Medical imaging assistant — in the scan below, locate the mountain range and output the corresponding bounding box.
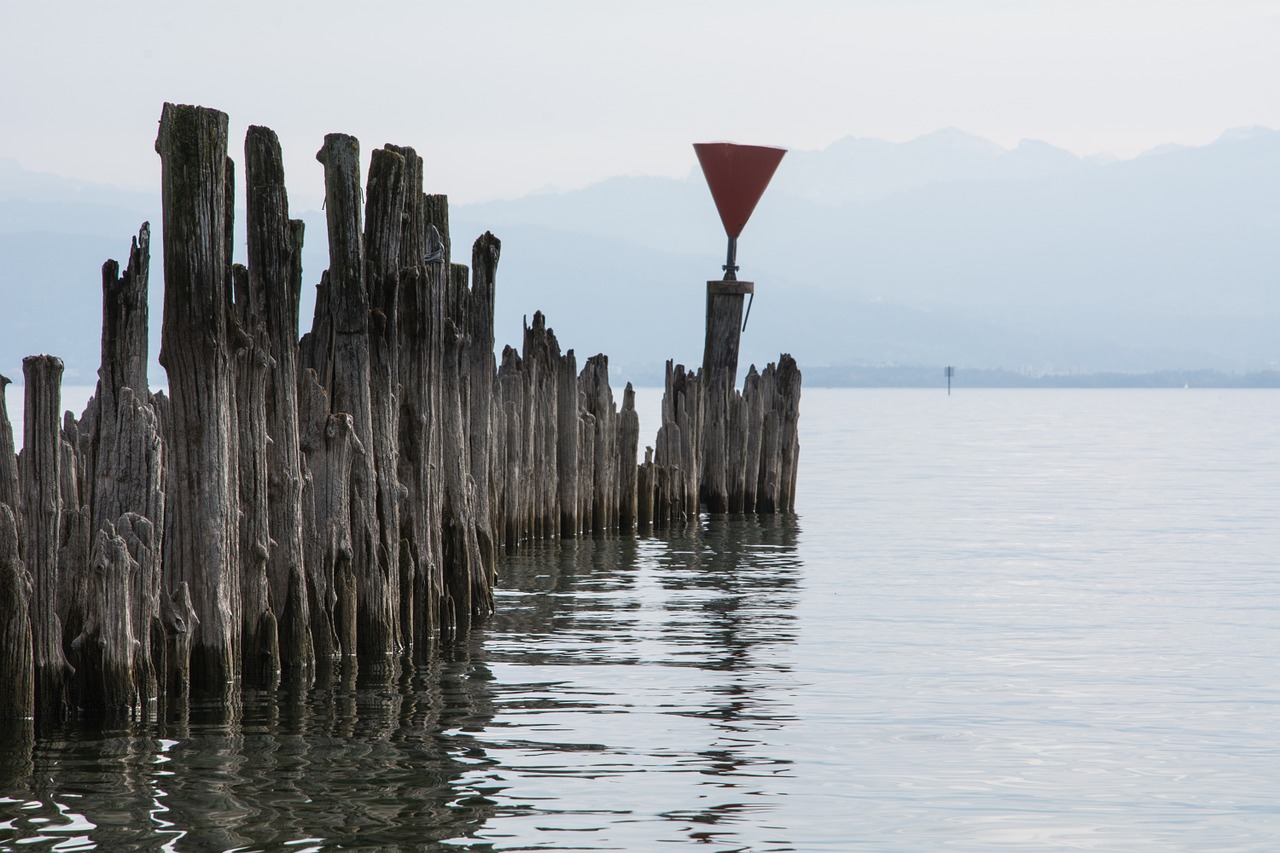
[1,126,1276,389]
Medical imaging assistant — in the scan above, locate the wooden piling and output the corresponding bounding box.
[0,503,34,721]
[22,355,74,719]
[233,262,280,687]
[315,132,384,660]
[701,280,752,513]
[556,349,579,538]
[90,224,151,532]
[0,376,20,535]
[245,126,315,678]
[467,234,500,589]
[363,145,407,658]
[155,102,240,700]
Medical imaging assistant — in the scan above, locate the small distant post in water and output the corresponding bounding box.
[946,366,955,395]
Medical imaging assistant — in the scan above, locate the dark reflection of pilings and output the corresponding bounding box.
[490,515,802,849]
[1,519,800,851]
[0,638,499,850]
[491,531,649,639]
[657,513,801,671]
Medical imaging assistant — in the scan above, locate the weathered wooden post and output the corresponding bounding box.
[315,133,387,658]
[0,376,18,527]
[418,193,452,639]
[618,384,639,532]
[396,261,434,648]
[73,522,140,717]
[467,233,500,584]
[155,102,240,699]
[89,224,151,533]
[22,355,74,718]
[522,314,561,540]
[388,144,426,652]
[556,348,579,537]
[0,503,34,721]
[245,125,314,677]
[363,145,407,661]
[693,142,785,513]
[232,261,280,687]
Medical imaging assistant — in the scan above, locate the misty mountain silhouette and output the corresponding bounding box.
[2,126,1276,386]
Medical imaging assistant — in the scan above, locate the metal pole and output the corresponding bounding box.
[723,236,738,281]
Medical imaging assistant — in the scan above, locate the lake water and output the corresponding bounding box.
[2,388,1278,851]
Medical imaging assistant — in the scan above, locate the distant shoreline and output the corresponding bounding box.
[607,365,1280,389]
[800,366,1280,389]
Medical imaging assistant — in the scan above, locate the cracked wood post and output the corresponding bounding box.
[555,348,579,538]
[738,366,764,512]
[701,280,751,513]
[388,144,424,652]
[116,511,161,714]
[725,389,746,513]
[776,354,802,513]
[310,408,363,660]
[363,145,406,658]
[245,124,314,677]
[656,361,702,523]
[316,133,383,658]
[88,231,166,701]
[439,262,487,625]
[155,102,239,699]
[56,416,88,645]
[756,364,781,513]
[22,355,73,719]
[468,233,500,584]
[233,263,280,687]
[82,394,164,708]
[618,384,639,533]
[522,313,560,540]
[636,446,654,533]
[495,348,524,548]
[298,370,344,661]
[581,355,617,534]
[0,376,19,536]
[0,503,34,721]
[90,223,151,532]
[397,263,434,648]
[72,522,138,718]
[421,194,452,632]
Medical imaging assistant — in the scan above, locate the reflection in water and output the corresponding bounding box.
[0,515,802,851]
[0,645,501,851]
[484,514,801,850]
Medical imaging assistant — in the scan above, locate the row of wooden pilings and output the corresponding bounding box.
[0,103,801,725]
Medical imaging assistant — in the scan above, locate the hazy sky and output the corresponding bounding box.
[2,0,1277,205]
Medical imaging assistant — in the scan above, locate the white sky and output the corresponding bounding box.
[1,0,1278,205]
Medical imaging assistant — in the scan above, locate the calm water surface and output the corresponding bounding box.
[2,389,1277,851]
